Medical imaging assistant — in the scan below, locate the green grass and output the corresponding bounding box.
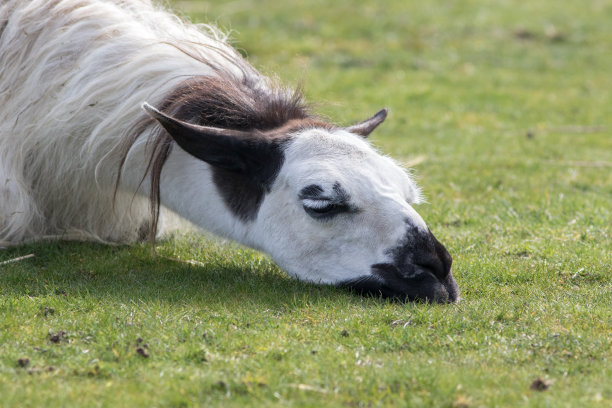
[2,0,611,406]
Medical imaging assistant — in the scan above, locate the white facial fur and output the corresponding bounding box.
[252,128,427,284]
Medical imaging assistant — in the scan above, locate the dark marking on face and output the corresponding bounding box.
[207,119,333,221]
[211,137,287,221]
[341,222,459,303]
[332,182,351,204]
[300,182,350,203]
[299,184,324,199]
[390,224,452,281]
[299,182,356,220]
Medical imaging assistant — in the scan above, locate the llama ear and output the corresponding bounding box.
[345,108,388,138]
[142,102,259,173]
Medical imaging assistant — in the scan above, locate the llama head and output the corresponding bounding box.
[143,103,459,303]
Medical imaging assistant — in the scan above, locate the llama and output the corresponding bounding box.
[0,0,459,302]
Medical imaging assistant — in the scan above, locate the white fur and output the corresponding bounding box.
[0,0,428,286]
[0,0,251,243]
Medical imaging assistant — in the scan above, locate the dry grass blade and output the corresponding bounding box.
[0,254,35,266]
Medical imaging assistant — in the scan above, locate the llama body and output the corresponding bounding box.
[0,0,459,302]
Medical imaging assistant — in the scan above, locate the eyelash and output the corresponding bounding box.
[302,201,351,220]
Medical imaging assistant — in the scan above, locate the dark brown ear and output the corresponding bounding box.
[143,102,273,173]
[345,108,388,138]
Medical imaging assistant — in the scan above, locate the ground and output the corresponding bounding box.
[1,0,611,406]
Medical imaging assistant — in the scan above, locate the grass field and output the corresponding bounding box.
[1,0,611,406]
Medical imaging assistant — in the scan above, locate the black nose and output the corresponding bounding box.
[340,228,459,303]
[412,230,453,281]
[398,229,458,303]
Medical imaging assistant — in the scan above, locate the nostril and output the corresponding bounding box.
[415,258,446,280]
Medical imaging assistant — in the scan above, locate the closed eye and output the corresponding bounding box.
[302,199,351,220]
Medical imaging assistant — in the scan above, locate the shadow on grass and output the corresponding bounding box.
[0,240,349,311]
